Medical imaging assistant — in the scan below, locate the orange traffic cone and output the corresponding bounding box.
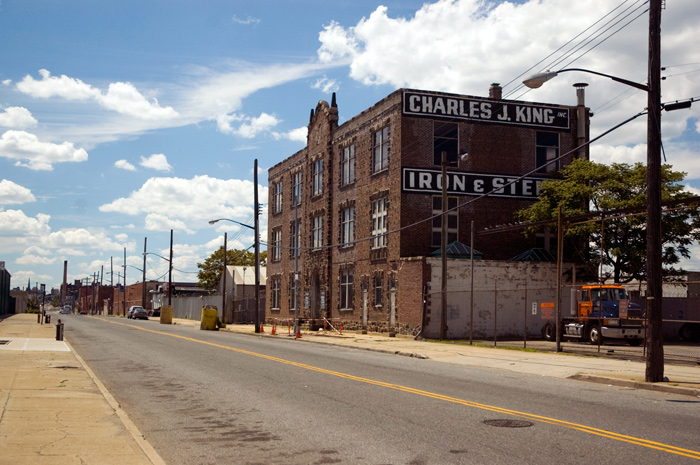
[260,322,265,333]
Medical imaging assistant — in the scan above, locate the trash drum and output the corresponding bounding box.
[200,308,218,330]
[160,305,173,325]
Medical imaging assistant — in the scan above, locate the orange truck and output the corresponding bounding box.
[541,284,644,346]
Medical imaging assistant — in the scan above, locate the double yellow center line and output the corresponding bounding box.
[98,318,700,460]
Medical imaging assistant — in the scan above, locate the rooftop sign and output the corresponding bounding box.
[402,90,570,130]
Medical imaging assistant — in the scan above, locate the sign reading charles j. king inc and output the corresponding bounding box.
[402,168,546,200]
[402,90,570,130]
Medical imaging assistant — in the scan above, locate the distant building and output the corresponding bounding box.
[267,86,588,334]
[219,265,267,323]
[1,261,11,315]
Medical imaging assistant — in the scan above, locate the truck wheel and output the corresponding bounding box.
[542,323,556,342]
[628,339,643,347]
[679,324,700,342]
[588,325,603,345]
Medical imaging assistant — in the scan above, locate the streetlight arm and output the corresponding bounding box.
[143,252,171,262]
[209,218,255,230]
[523,68,649,92]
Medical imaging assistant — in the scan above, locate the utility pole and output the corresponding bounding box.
[440,151,448,340]
[254,158,261,333]
[142,237,147,308]
[168,229,173,306]
[645,0,664,382]
[123,247,127,316]
[222,232,227,324]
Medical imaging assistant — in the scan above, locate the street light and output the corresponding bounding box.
[522,0,664,382]
[209,215,261,332]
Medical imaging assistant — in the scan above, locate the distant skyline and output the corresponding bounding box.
[1,0,699,290]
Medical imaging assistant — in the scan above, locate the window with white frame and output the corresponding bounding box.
[341,207,355,246]
[341,144,355,186]
[431,196,459,247]
[312,215,323,249]
[312,159,323,196]
[340,268,354,310]
[290,219,300,257]
[292,171,302,206]
[273,181,283,214]
[371,197,388,249]
[271,229,281,262]
[372,127,389,174]
[271,278,281,309]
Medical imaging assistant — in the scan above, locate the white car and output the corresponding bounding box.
[60,306,71,314]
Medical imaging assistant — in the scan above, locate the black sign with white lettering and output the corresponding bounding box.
[402,90,570,130]
[402,167,547,200]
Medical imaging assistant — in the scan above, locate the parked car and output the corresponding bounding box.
[60,306,71,314]
[127,306,148,320]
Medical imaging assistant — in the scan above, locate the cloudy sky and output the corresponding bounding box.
[1,0,699,290]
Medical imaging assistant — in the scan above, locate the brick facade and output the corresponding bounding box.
[267,88,587,334]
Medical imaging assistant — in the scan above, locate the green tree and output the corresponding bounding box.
[517,159,700,283]
[197,247,267,290]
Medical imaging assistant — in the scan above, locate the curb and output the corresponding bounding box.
[568,374,700,397]
[230,328,700,397]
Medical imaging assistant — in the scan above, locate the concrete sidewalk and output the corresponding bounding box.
[174,318,700,398]
[0,313,164,465]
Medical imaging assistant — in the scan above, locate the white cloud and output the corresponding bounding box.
[140,153,172,171]
[1,80,11,86]
[144,213,195,234]
[232,15,260,25]
[0,180,36,205]
[99,175,267,224]
[0,107,38,128]
[100,81,178,120]
[57,248,86,256]
[312,76,340,93]
[0,209,51,253]
[44,228,124,252]
[17,253,56,265]
[16,69,178,121]
[272,126,308,143]
[115,159,137,171]
[0,130,88,170]
[216,112,280,138]
[317,0,700,152]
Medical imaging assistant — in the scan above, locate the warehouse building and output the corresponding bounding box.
[266,85,588,334]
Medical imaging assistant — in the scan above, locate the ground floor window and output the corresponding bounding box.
[271,278,281,309]
[340,268,354,310]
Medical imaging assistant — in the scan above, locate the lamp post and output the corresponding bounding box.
[522,0,663,382]
[209,215,260,332]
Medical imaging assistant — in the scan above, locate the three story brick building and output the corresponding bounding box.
[267,86,588,333]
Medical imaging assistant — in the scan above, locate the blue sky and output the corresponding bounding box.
[1,0,699,290]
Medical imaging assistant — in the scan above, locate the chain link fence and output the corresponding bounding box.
[424,283,700,365]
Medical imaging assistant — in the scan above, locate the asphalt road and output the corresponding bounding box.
[62,314,700,465]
